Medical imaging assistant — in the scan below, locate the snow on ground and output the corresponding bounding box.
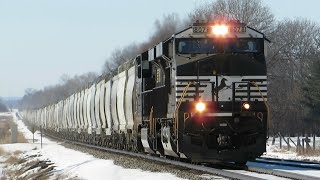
[0,163,3,179]
[265,137,320,162]
[2,111,320,179]
[249,137,320,178]
[0,112,184,180]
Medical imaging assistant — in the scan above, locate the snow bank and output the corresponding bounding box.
[0,112,183,180]
[265,137,320,162]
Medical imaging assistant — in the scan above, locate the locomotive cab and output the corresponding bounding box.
[173,21,269,163]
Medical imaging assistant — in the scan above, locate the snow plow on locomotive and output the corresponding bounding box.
[23,20,269,164]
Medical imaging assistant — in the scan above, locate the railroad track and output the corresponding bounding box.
[44,133,320,180]
[247,166,318,180]
[247,157,320,180]
[253,157,320,170]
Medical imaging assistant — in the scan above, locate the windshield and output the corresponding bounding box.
[177,38,261,54]
[176,54,266,76]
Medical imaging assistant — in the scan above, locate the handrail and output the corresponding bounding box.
[149,106,154,136]
[174,81,193,136]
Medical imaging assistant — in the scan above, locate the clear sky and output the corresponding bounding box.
[0,0,319,97]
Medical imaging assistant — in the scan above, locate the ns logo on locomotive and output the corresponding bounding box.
[23,20,269,165]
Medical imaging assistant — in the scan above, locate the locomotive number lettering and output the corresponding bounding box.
[193,26,209,33]
[232,26,246,33]
[193,25,246,34]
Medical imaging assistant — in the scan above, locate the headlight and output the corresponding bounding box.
[243,102,250,110]
[211,25,228,35]
[196,102,206,112]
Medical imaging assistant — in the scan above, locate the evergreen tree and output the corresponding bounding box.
[302,59,320,127]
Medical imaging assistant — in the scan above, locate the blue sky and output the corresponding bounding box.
[0,0,319,97]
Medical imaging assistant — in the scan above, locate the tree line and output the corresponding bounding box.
[20,72,97,110]
[0,97,8,112]
[21,0,320,135]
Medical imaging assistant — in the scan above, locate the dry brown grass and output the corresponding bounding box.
[55,174,84,180]
[0,115,27,144]
[17,132,27,143]
[1,155,63,180]
[4,156,20,164]
[0,119,11,144]
[13,150,23,155]
[0,146,6,156]
[298,149,320,156]
[6,159,56,180]
[0,176,8,180]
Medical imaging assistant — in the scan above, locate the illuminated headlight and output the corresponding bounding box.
[196,102,206,112]
[243,102,250,110]
[211,25,228,35]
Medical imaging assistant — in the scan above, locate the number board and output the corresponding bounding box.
[231,26,246,33]
[192,26,209,33]
[192,25,246,34]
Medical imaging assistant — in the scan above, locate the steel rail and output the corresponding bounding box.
[247,166,320,180]
[255,157,320,170]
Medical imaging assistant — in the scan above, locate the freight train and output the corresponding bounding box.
[23,20,269,165]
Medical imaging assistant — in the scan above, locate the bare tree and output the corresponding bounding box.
[102,13,182,74]
[189,0,275,33]
[148,13,182,45]
[20,72,98,109]
[102,43,140,73]
[0,97,8,112]
[268,19,320,68]
[267,19,320,134]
